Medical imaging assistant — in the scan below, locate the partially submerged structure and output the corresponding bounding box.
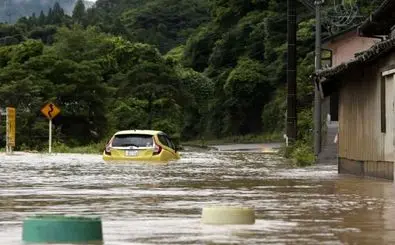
[315,0,395,180]
[317,27,380,164]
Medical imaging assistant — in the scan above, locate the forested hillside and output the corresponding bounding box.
[0,0,94,24]
[0,0,383,152]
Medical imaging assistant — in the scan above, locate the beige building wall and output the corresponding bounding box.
[336,52,395,180]
[339,65,383,161]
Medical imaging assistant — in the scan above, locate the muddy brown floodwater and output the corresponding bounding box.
[1,150,395,245]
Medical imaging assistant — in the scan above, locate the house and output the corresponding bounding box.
[317,27,380,163]
[315,0,395,180]
[321,26,380,122]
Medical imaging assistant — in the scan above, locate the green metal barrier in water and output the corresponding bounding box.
[22,215,103,244]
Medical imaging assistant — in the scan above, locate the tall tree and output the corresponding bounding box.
[46,8,53,25]
[72,0,86,24]
[52,2,65,24]
[122,0,210,52]
[38,11,46,26]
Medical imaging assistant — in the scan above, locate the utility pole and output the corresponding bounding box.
[314,0,323,158]
[287,0,297,143]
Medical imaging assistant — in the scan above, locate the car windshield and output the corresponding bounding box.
[111,134,154,147]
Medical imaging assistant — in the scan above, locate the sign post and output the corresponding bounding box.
[49,118,52,153]
[6,107,15,154]
[40,102,60,153]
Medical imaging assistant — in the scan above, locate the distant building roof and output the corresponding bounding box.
[358,0,395,37]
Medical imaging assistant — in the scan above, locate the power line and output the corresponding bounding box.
[299,0,366,35]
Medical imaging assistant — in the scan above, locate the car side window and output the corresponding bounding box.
[158,135,170,148]
[164,136,175,150]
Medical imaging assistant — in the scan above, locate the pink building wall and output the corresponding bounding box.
[323,30,380,66]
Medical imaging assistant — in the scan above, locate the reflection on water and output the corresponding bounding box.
[0,151,395,244]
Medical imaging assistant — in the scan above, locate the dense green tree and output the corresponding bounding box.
[46,8,53,25]
[72,0,86,24]
[121,0,210,52]
[51,3,65,24]
[38,11,46,26]
[0,0,385,150]
[0,0,83,23]
[28,26,57,44]
[183,24,220,72]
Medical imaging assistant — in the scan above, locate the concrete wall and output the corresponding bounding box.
[338,158,393,180]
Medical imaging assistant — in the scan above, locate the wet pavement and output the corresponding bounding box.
[0,151,395,244]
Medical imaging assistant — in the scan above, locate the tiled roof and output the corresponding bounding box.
[358,0,395,36]
[315,38,395,78]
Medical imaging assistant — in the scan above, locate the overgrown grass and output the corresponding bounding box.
[279,141,315,167]
[3,140,105,154]
[52,141,104,154]
[181,131,283,147]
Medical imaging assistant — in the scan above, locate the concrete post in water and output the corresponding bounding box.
[314,0,323,158]
[201,206,255,225]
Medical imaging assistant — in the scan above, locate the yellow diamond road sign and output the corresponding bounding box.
[41,102,60,120]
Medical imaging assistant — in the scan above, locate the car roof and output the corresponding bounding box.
[114,130,164,136]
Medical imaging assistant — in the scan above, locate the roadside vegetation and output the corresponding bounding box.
[0,0,380,165]
[182,132,282,147]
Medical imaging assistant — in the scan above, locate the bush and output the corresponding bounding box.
[52,140,105,154]
[279,140,315,167]
[291,143,315,167]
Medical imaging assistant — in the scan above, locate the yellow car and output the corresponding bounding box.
[102,130,180,162]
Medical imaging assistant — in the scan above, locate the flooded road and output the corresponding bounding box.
[1,150,395,244]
